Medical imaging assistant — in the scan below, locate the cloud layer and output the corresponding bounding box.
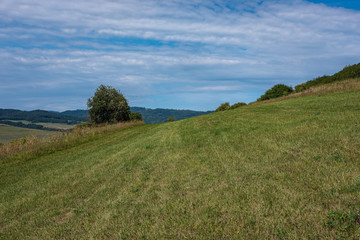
[1,0,360,111]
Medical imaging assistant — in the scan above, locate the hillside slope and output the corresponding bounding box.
[61,108,213,124]
[0,109,83,124]
[1,90,360,239]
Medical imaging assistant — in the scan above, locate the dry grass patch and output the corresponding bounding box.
[0,121,144,161]
[250,77,360,106]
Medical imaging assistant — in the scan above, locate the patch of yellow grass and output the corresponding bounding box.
[0,121,144,161]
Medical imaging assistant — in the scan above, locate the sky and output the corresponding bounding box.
[0,0,360,111]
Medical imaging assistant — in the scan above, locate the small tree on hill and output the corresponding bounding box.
[215,102,230,112]
[230,102,247,109]
[258,84,293,101]
[168,116,175,122]
[87,85,130,124]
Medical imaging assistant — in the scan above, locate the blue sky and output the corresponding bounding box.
[1,0,360,111]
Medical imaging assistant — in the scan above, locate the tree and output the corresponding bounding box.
[167,116,175,122]
[230,102,247,109]
[215,102,230,112]
[87,85,130,124]
[258,84,293,101]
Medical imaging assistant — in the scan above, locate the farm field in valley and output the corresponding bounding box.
[0,125,57,144]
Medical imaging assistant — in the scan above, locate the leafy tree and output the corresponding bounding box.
[215,102,230,112]
[230,102,247,109]
[258,84,293,101]
[130,112,143,121]
[87,85,130,124]
[167,116,175,122]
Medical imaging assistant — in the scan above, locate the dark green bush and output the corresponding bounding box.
[230,102,247,109]
[295,75,332,92]
[333,63,360,81]
[258,84,293,101]
[215,103,230,112]
[130,112,142,121]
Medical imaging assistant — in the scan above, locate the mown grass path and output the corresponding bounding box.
[1,91,360,239]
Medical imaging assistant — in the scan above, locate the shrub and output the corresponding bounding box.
[295,75,332,92]
[130,112,143,121]
[258,84,293,101]
[333,63,360,81]
[230,102,247,109]
[167,116,175,122]
[215,102,231,112]
[294,63,360,92]
[294,83,307,92]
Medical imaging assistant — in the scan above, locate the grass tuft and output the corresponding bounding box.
[327,209,360,238]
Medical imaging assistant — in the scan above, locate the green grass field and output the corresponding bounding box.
[1,90,360,239]
[0,125,56,144]
[7,120,75,130]
[0,121,74,143]
[37,122,75,130]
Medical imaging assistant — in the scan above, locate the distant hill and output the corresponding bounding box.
[61,110,89,120]
[0,107,212,125]
[0,109,84,124]
[130,107,212,123]
[61,108,212,124]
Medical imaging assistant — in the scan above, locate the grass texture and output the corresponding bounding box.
[0,90,359,239]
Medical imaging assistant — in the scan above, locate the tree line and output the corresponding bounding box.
[0,109,84,124]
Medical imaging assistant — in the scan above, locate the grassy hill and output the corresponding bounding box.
[1,81,359,239]
[0,107,211,143]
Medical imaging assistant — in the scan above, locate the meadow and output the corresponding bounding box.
[0,125,56,144]
[9,121,75,130]
[0,121,75,144]
[0,81,359,239]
